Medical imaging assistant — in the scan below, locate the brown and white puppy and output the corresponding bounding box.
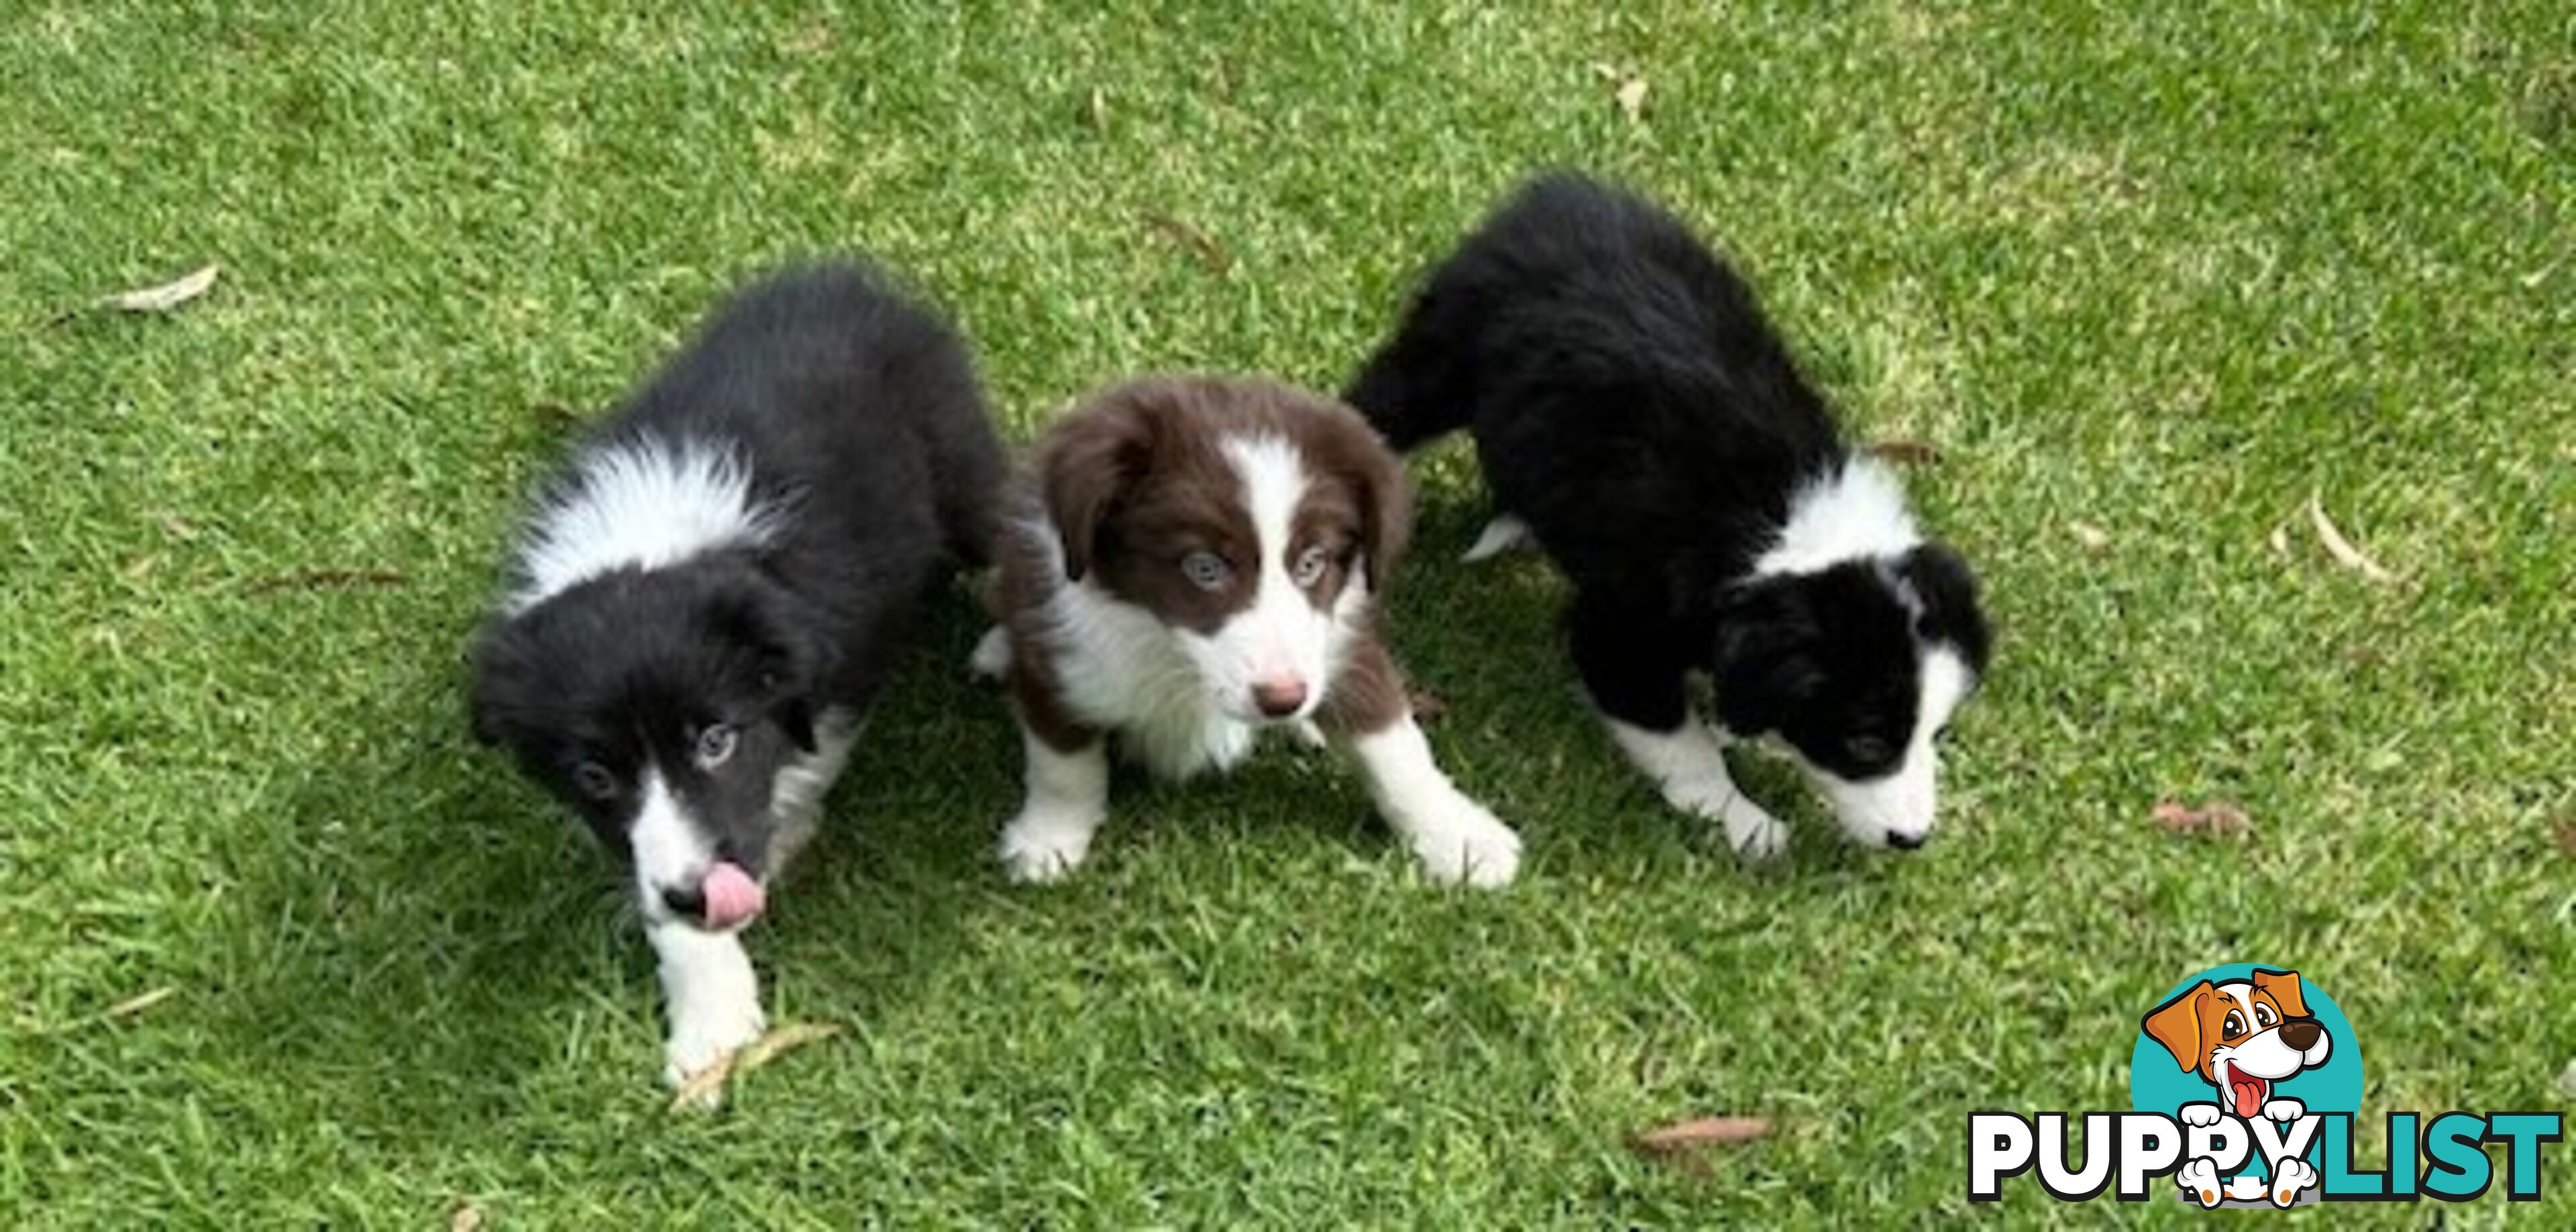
[975,376,1521,887]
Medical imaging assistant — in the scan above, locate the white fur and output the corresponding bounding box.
[1752,456,1921,579]
[1799,647,1972,846]
[1175,436,1339,722]
[767,708,858,868]
[1349,718,1523,887]
[998,728,1112,884]
[505,436,782,614]
[1461,514,1534,562]
[1605,718,1788,859]
[630,769,715,923]
[650,919,764,1098]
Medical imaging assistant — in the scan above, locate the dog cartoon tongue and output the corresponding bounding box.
[699,862,765,930]
[2231,1074,2269,1119]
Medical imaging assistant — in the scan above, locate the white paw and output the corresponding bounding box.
[2269,1158,2318,1207]
[1663,778,1788,860]
[2222,1174,2269,1202]
[2263,1097,2304,1123]
[1000,810,1096,885]
[1403,797,1523,888]
[663,995,765,1102]
[1460,514,1534,563]
[2176,1158,2224,1208]
[967,626,1011,679]
[2178,1101,2222,1127]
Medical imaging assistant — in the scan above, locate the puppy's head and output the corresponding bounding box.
[1038,376,1407,724]
[1712,540,1990,848]
[2142,970,2332,1118]
[470,555,836,930]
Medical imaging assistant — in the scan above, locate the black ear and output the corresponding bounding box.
[1710,581,1823,736]
[466,623,529,748]
[1899,541,1992,673]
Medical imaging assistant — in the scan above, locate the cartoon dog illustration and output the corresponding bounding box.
[2142,968,2333,1207]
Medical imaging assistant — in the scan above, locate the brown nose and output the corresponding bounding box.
[1252,677,1309,718]
[2278,1019,2321,1050]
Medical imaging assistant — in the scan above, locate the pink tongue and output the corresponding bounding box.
[699,862,765,930]
[2232,1078,2266,1119]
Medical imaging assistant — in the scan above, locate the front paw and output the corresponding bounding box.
[1000,810,1096,885]
[1664,779,1788,860]
[2262,1097,2304,1123]
[1404,797,1523,889]
[2269,1158,2318,1207]
[2178,1101,2222,1127]
[2176,1158,2224,1208]
[663,999,766,1103]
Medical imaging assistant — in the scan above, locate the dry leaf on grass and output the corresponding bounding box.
[2306,492,2398,584]
[2068,521,2110,552]
[103,986,177,1020]
[667,1021,844,1112]
[1865,439,1942,465]
[1407,688,1449,722]
[449,1199,485,1232]
[1141,212,1231,274]
[2554,817,2576,860]
[1615,76,1650,121]
[2151,799,2252,836]
[105,263,221,313]
[2267,524,2292,559]
[1629,1115,1773,1158]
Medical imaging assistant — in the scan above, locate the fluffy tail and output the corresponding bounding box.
[1344,304,1476,451]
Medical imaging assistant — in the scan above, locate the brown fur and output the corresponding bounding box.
[2141,970,2316,1081]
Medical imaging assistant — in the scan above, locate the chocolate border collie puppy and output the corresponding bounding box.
[1347,174,1992,855]
[975,376,1521,887]
[470,261,1003,1094]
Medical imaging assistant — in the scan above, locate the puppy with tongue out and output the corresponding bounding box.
[468,261,1006,1097]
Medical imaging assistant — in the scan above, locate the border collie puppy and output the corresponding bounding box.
[1346,174,1992,855]
[976,376,1521,887]
[470,262,1002,1092]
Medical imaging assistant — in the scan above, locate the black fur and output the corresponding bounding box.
[470,260,1004,881]
[1348,174,1990,779]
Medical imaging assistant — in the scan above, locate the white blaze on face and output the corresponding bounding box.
[1809,647,1974,846]
[1178,435,1338,723]
[630,767,716,920]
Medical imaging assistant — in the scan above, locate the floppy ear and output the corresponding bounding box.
[706,577,839,753]
[1710,581,1822,736]
[2251,969,2310,1019]
[1348,423,1411,586]
[2142,982,2214,1073]
[1899,541,1992,672]
[466,623,529,748]
[1039,392,1160,581]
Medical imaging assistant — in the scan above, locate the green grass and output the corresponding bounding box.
[5,0,2573,1225]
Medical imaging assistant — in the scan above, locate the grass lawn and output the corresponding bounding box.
[5,0,2573,1225]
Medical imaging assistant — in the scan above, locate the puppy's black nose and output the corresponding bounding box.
[2279,1019,2321,1050]
[659,884,705,920]
[1886,831,1927,850]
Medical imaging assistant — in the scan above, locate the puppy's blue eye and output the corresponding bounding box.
[1181,551,1231,591]
[573,761,620,800]
[696,724,737,769]
[1293,545,1331,587]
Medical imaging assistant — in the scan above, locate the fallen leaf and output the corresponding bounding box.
[531,401,582,434]
[2306,492,2398,584]
[2553,817,2576,860]
[1630,1115,1773,1158]
[2068,520,2110,552]
[105,263,221,313]
[2151,799,2252,836]
[1141,212,1230,274]
[665,1054,737,1111]
[103,986,176,1020]
[155,512,201,542]
[1615,76,1650,121]
[2267,524,2291,559]
[244,569,411,596]
[1407,688,1449,722]
[665,1021,843,1112]
[449,1199,484,1232]
[1865,439,1942,465]
[1085,87,1110,134]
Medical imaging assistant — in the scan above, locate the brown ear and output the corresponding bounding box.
[2251,969,2310,1019]
[1315,398,1411,586]
[2142,982,2214,1073]
[1038,390,1160,581]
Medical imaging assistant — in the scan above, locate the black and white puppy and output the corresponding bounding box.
[1347,174,1992,855]
[470,262,1002,1091]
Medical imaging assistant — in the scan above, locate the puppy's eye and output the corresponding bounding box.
[1292,545,1331,587]
[696,724,737,769]
[572,761,621,801]
[1847,736,1895,765]
[2255,1004,2275,1027]
[1181,550,1231,591]
[2224,1011,2246,1038]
